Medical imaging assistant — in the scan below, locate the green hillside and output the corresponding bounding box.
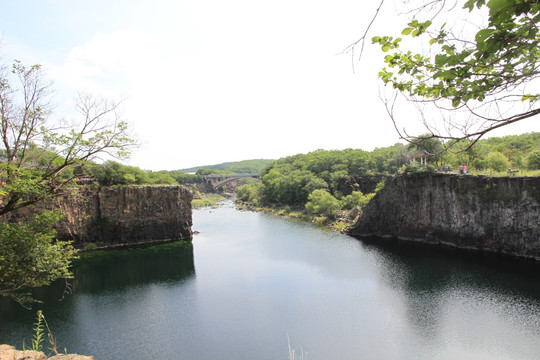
[181,159,275,174]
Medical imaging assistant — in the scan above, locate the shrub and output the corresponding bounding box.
[526,150,540,170]
[341,191,375,210]
[487,152,511,172]
[305,189,340,219]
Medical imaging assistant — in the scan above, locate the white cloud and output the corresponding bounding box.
[57,29,161,95]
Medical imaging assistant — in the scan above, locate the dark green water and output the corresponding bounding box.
[1,203,540,359]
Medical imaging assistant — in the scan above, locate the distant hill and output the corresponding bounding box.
[181,159,275,174]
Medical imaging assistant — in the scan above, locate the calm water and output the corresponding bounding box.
[1,203,540,359]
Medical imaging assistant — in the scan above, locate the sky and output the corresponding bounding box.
[0,0,538,171]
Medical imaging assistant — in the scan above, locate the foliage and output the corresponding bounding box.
[31,310,45,352]
[0,60,135,216]
[341,191,375,210]
[181,159,275,174]
[305,189,341,219]
[236,181,265,206]
[0,57,133,303]
[0,211,78,305]
[527,150,540,170]
[487,152,511,172]
[192,193,227,208]
[371,0,540,148]
[236,132,538,220]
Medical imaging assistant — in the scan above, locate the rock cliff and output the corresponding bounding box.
[347,173,540,260]
[8,185,193,248]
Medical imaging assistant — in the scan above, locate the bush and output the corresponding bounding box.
[487,152,511,172]
[526,150,540,170]
[305,189,340,219]
[0,211,78,305]
[340,191,375,210]
[236,182,264,205]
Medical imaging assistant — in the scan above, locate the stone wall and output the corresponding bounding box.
[347,173,540,260]
[8,185,193,248]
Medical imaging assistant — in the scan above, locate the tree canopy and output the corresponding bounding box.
[0,58,135,305]
[366,0,539,150]
[0,60,135,216]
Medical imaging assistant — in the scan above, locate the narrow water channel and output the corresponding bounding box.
[1,203,540,359]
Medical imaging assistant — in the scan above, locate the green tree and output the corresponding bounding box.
[0,211,77,306]
[236,181,264,205]
[407,134,444,165]
[369,0,539,150]
[526,150,540,170]
[341,191,375,210]
[305,189,341,219]
[487,151,511,172]
[0,59,134,304]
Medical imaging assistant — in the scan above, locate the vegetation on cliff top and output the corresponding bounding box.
[234,132,539,227]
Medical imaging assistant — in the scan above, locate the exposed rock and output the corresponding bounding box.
[0,344,46,360]
[347,173,540,260]
[338,175,390,196]
[6,185,193,248]
[47,354,94,360]
[0,345,93,360]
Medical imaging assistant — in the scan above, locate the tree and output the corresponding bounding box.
[526,150,540,170]
[407,134,444,165]
[0,58,135,304]
[355,0,540,151]
[305,189,341,219]
[0,211,77,306]
[487,151,511,172]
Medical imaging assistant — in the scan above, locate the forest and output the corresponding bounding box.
[63,132,539,190]
[235,132,540,223]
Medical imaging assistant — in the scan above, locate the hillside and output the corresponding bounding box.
[181,159,275,174]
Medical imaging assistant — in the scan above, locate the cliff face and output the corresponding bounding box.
[338,175,390,195]
[9,186,193,248]
[347,174,540,260]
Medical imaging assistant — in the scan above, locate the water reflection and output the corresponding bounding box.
[0,241,195,345]
[359,237,540,359]
[71,241,195,293]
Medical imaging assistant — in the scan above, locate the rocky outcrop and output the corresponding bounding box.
[338,175,390,196]
[8,185,193,248]
[0,344,93,360]
[347,173,540,260]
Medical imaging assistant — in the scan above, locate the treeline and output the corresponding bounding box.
[412,132,540,173]
[69,132,538,190]
[236,148,389,219]
[69,159,275,186]
[180,159,275,174]
[236,132,540,221]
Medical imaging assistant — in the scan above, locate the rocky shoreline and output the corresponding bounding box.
[0,344,92,360]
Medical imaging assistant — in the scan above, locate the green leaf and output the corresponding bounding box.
[487,0,511,17]
[475,28,495,45]
[402,27,413,36]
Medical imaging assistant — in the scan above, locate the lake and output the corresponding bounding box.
[1,202,540,359]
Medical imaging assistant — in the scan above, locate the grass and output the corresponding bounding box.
[471,169,540,177]
[192,194,227,208]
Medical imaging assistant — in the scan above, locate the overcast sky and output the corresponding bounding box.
[1,0,538,170]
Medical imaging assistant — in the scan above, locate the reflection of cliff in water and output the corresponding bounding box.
[360,236,540,339]
[72,241,195,293]
[7,241,196,308]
